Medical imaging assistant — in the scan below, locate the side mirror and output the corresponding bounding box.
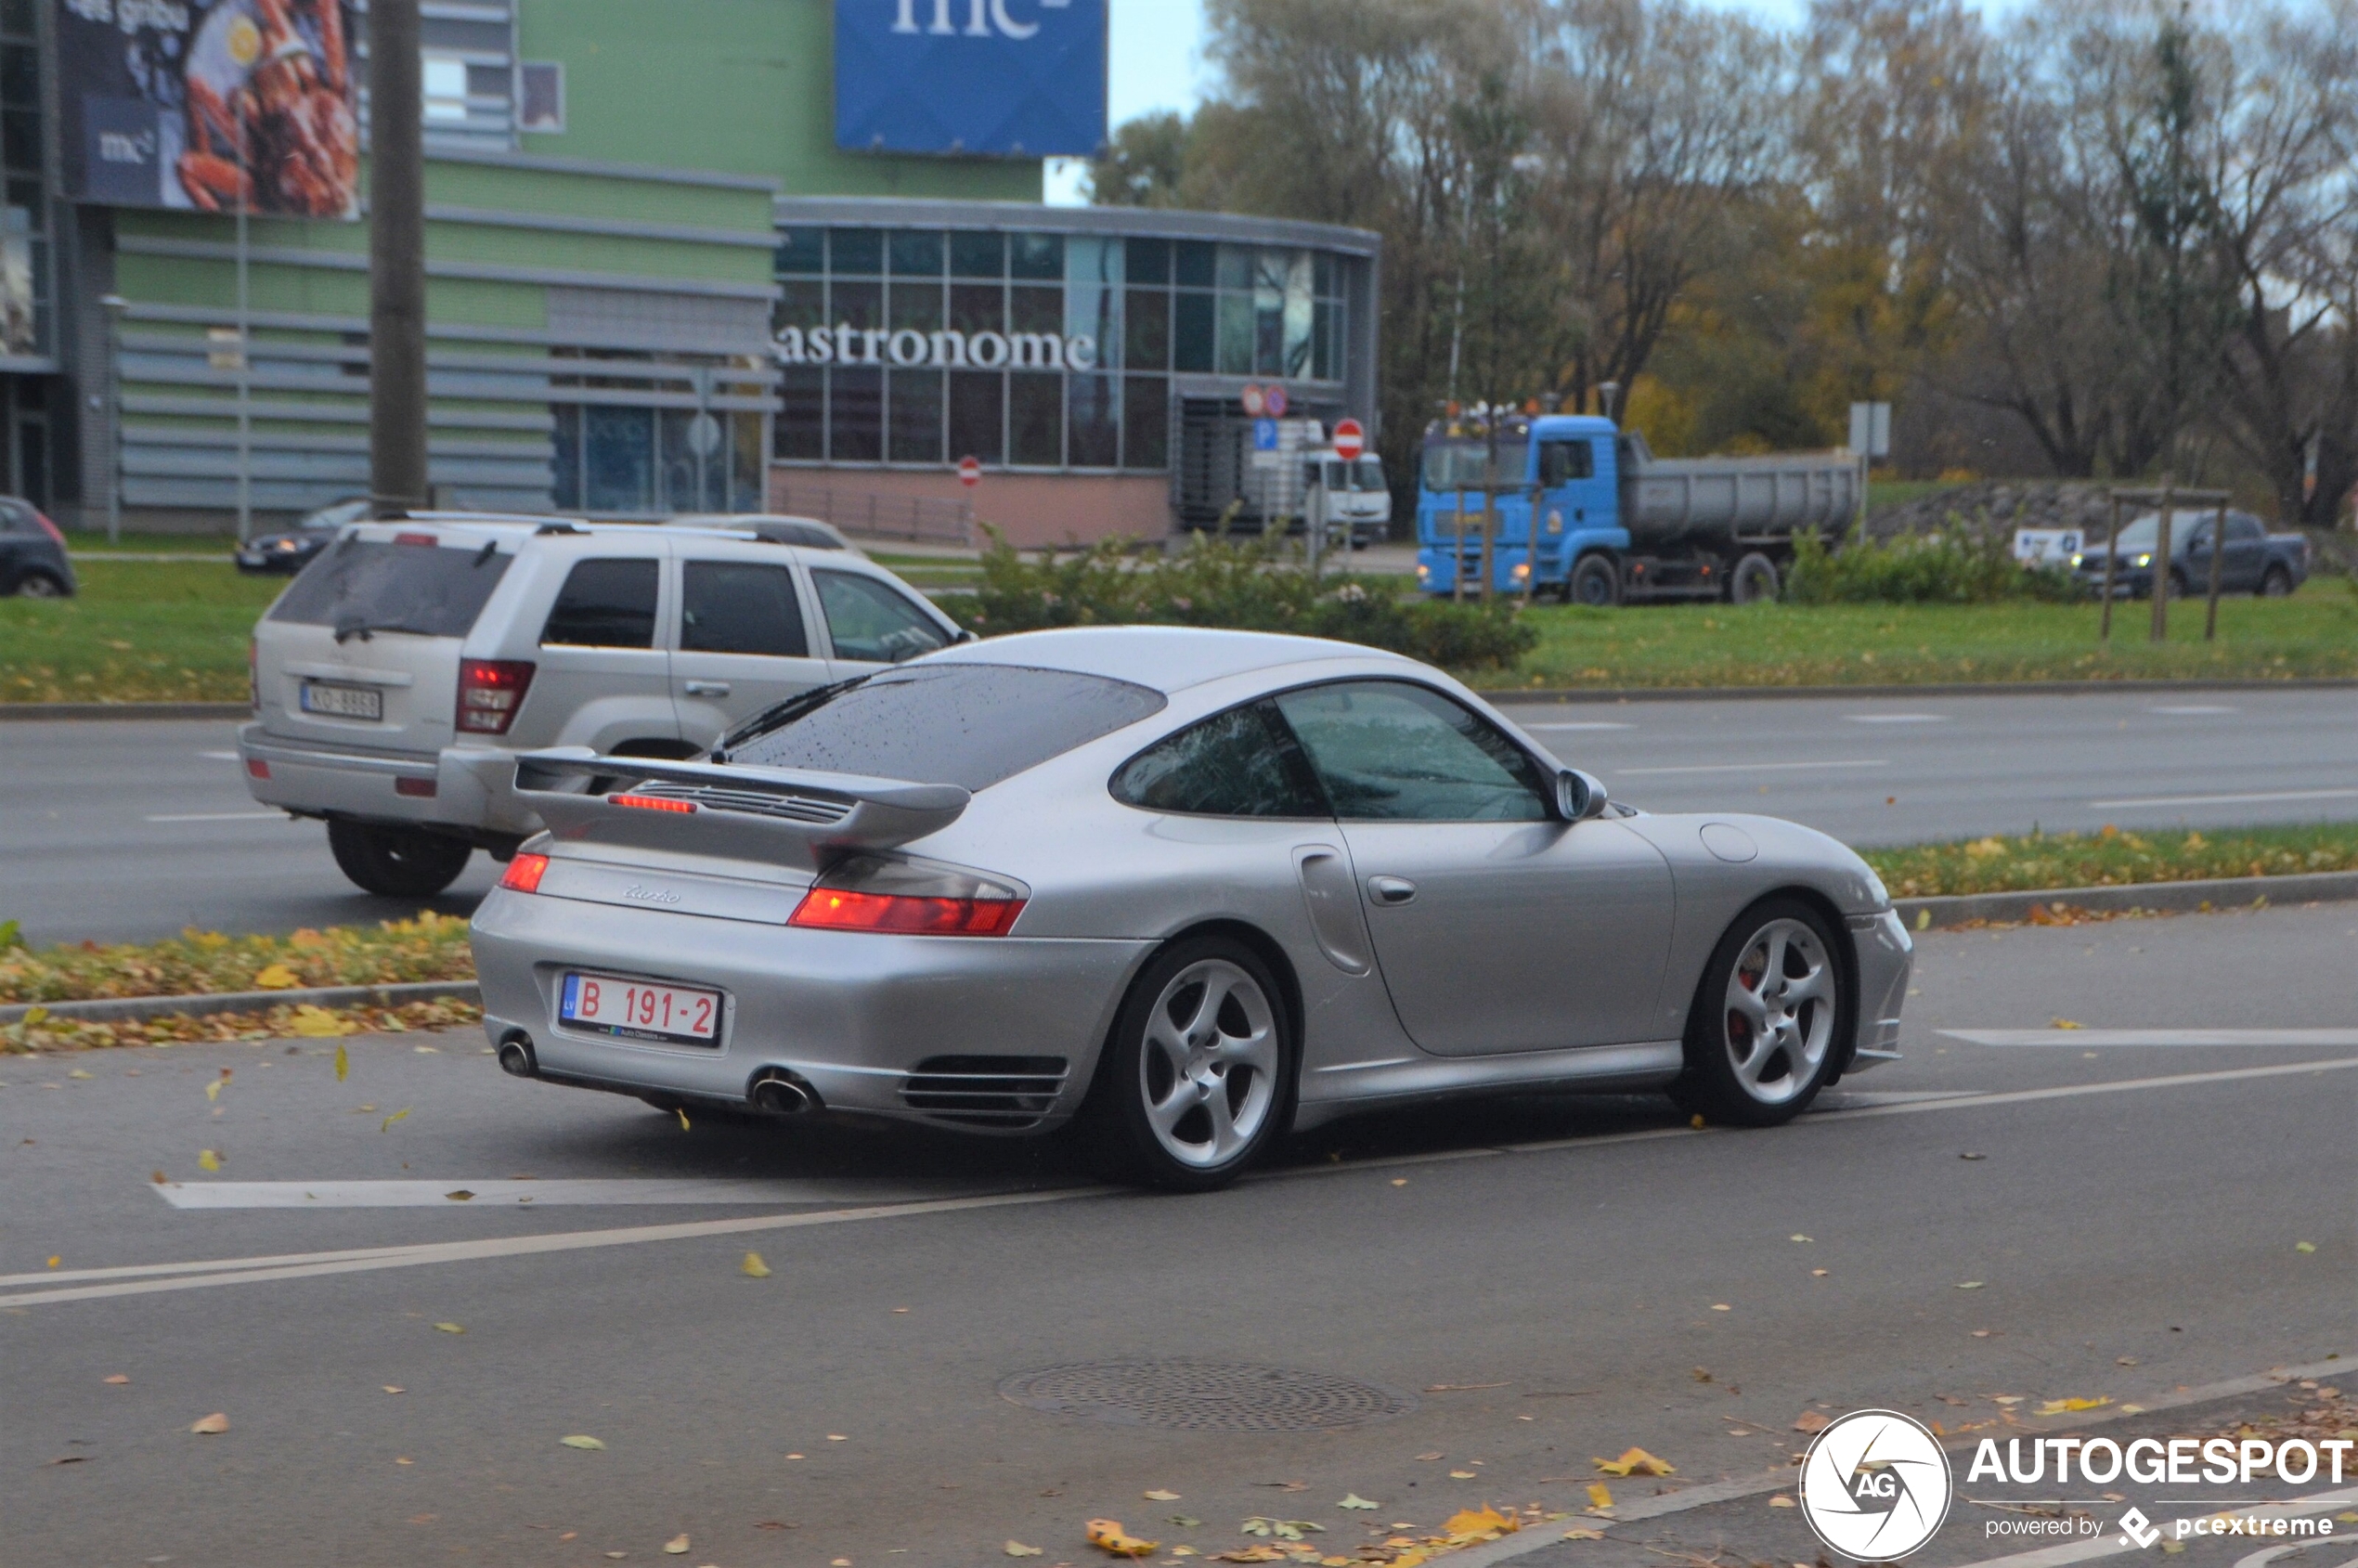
[955,628,981,644]
[1556,768,1609,822]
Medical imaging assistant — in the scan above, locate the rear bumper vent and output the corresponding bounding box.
[900,1055,1069,1128]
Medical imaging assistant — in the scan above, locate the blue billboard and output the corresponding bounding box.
[835,0,1108,158]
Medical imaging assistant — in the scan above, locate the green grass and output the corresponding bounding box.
[2,558,280,704]
[1863,823,2358,900]
[1479,594,2358,690]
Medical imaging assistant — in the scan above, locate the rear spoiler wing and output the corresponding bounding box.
[512,748,968,870]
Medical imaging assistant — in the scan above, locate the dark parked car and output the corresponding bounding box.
[0,497,74,597]
[234,497,372,575]
[2073,510,2310,599]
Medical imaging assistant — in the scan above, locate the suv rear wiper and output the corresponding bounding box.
[331,616,434,644]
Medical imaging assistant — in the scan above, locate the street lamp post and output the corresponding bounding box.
[99,292,127,546]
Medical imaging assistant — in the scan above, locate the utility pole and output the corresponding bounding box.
[369,0,430,517]
[234,110,252,542]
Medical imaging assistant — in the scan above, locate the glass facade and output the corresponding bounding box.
[774,227,1353,472]
[0,0,50,364]
[549,351,771,515]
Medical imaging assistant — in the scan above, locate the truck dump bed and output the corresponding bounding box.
[1622,434,1860,550]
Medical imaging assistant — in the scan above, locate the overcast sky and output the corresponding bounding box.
[1043,0,2020,203]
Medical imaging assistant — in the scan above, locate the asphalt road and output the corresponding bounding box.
[8,686,2358,945]
[5,901,2352,1567]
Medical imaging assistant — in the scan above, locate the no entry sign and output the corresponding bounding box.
[1331,419,1366,461]
[957,455,981,487]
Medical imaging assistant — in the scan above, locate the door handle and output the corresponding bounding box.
[1367,875,1418,906]
[682,680,732,697]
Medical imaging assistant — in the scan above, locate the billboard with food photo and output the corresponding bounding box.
[58,0,358,217]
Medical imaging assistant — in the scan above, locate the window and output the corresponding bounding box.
[680,562,807,658]
[812,570,951,664]
[2228,515,2264,542]
[1111,702,1327,817]
[422,56,470,123]
[268,539,512,639]
[723,664,1167,792]
[1538,439,1595,486]
[516,61,564,132]
[1272,681,1549,822]
[540,559,659,649]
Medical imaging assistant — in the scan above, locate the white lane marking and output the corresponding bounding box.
[1946,1029,2358,1048]
[1614,758,1886,777]
[197,749,241,759]
[2090,787,2358,809]
[1933,1488,2358,1568]
[154,1177,1030,1209]
[11,1056,2353,1310]
[2151,705,2237,715]
[1525,721,1634,732]
[143,810,288,823]
[1846,713,1947,723]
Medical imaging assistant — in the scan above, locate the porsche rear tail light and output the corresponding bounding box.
[457,659,534,734]
[499,851,550,893]
[788,854,1027,937]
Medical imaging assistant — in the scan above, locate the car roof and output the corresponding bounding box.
[924,625,1415,695]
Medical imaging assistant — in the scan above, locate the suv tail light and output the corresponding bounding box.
[788,854,1026,937]
[31,509,65,547]
[457,659,535,735]
[499,852,550,893]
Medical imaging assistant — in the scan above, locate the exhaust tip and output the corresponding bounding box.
[497,1033,538,1078]
[748,1069,817,1117]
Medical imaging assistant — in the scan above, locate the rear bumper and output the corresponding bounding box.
[1845,909,1912,1072]
[469,887,1150,1134]
[238,723,538,837]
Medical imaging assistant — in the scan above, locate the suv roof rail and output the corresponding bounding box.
[533,521,590,536]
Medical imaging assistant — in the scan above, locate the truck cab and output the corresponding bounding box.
[1301,450,1393,547]
[1415,414,1626,600]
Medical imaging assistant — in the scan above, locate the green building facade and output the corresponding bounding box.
[32,0,1378,542]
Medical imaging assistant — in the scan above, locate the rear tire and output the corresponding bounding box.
[2261,565,2293,597]
[1728,552,1781,604]
[1082,936,1294,1192]
[1569,553,1620,608]
[1670,896,1848,1128]
[15,572,67,598]
[326,821,473,898]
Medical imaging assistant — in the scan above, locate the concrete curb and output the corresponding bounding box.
[0,702,250,721]
[1894,869,2358,929]
[0,979,479,1028]
[1487,677,2358,705]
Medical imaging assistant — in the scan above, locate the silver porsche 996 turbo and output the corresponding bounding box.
[470,627,1912,1190]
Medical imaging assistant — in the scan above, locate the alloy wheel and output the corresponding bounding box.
[1137,958,1278,1170]
[1722,916,1834,1106]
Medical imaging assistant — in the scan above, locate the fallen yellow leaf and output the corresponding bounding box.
[444,1190,474,1202]
[70,1068,94,1080]
[334,1043,349,1081]
[2296,1241,2318,1253]
[189,1412,229,1434]
[1337,1495,1378,1510]
[676,1108,691,1132]
[1956,1281,1986,1290]
[2051,1018,2082,1030]
[1561,1527,1604,1540]
[2036,1396,2111,1415]
[433,1322,464,1334]
[560,1434,605,1450]
[1768,1495,1796,1509]
[197,1148,221,1172]
[664,1534,690,1554]
[1143,1489,1181,1501]
[45,1254,59,1267]
[1211,1551,1285,1564]
[381,1108,410,1132]
[1443,1505,1518,1539]
[1449,1470,1476,1479]
[292,1005,355,1038]
[1594,1447,1674,1478]
[741,1251,772,1278]
[1005,1544,1044,1558]
[1586,1484,1613,1511]
[1086,1518,1159,1558]
[205,1078,224,1101]
[1793,1411,1830,1432]
[382,1385,404,1393]
[105,1374,130,1385]
[253,964,300,990]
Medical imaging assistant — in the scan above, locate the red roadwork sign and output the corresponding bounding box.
[957,455,981,487]
[1331,419,1365,460]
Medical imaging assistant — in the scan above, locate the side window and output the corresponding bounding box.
[540,558,659,649]
[680,561,808,657]
[1110,701,1327,818]
[813,570,951,664]
[1272,680,1549,823]
[2229,515,2264,542]
[1538,439,1594,486]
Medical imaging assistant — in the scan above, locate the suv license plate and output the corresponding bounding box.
[300,681,383,720]
[559,973,722,1046]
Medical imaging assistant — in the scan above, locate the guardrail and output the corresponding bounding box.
[770,481,974,547]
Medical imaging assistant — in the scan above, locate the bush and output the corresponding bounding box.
[950,529,1538,671]
[1785,525,2083,605]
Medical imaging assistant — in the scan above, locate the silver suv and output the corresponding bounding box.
[239,515,967,897]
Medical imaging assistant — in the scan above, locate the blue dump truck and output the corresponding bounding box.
[1415,413,1864,605]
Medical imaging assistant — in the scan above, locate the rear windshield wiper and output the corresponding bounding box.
[331,615,435,644]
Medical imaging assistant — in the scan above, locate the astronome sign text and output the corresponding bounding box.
[774,324,1098,371]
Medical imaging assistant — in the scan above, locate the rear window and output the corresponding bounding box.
[268,538,512,638]
[721,663,1166,791]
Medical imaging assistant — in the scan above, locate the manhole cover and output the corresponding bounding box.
[998,1360,1417,1432]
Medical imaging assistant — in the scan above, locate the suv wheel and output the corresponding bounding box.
[327,822,473,898]
[15,572,67,598]
[2260,565,2293,597]
[1671,897,1848,1127]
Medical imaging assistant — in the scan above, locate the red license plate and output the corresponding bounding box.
[559,973,721,1045]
